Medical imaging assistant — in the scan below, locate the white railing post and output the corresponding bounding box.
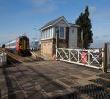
[4,53,7,63]
[101,48,104,69]
[0,51,7,66]
[56,48,103,70]
[0,54,2,64]
[56,48,58,60]
[88,50,90,65]
[103,43,108,73]
[1,53,4,63]
[77,49,79,63]
[69,49,71,62]
[3,52,5,63]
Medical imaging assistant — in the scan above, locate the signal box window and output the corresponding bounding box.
[59,27,65,39]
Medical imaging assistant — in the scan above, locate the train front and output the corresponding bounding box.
[16,36,31,56]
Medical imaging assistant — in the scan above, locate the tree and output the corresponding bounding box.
[75,6,93,48]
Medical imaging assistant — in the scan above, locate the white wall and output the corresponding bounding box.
[41,19,68,40]
[41,27,54,40]
[53,19,68,38]
[69,27,78,48]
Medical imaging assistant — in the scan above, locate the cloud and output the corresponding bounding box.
[32,4,56,13]
[30,0,56,14]
[30,0,69,14]
[102,34,110,40]
[18,0,70,14]
[90,6,96,12]
[99,11,110,18]
[89,6,96,17]
[90,5,110,20]
[0,33,19,44]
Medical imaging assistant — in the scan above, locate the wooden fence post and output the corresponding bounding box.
[103,43,108,73]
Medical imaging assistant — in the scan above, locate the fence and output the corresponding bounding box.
[0,52,7,66]
[56,48,104,70]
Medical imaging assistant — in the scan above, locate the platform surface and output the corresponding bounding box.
[0,60,110,99]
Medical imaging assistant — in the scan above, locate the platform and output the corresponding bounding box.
[0,61,110,99]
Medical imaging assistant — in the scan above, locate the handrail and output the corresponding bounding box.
[56,48,103,70]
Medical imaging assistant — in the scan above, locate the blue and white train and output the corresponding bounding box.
[5,35,31,56]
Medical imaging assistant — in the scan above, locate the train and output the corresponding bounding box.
[5,35,31,56]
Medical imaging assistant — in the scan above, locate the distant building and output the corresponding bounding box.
[40,16,79,60]
[30,40,40,51]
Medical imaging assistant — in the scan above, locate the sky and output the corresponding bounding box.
[0,0,110,47]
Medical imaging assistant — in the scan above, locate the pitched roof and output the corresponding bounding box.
[40,16,68,30]
[69,23,80,27]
